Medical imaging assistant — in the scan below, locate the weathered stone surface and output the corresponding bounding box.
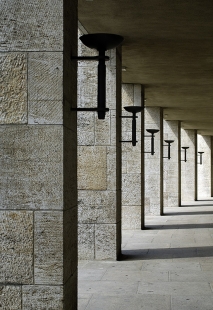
[122,205,141,229]
[28,52,63,101]
[78,190,116,223]
[95,224,117,260]
[0,125,63,210]
[78,224,95,260]
[95,112,111,145]
[77,113,95,145]
[78,146,107,190]
[0,286,22,309]
[0,211,33,284]
[0,53,27,124]
[28,100,63,124]
[181,128,196,201]
[106,67,117,109]
[122,174,141,205]
[197,134,211,198]
[0,0,63,51]
[22,285,63,309]
[34,211,63,284]
[122,84,134,108]
[77,66,97,108]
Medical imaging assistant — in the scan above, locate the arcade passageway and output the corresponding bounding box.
[79,200,213,310]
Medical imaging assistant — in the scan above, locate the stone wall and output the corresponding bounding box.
[181,129,197,202]
[144,107,163,215]
[122,84,144,229]
[77,28,122,260]
[197,134,211,198]
[0,1,78,309]
[163,120,180,208]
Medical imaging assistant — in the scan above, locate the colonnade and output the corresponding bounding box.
[0,2,212,306]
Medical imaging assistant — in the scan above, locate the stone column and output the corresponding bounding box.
[163,120,180,208]
[0,1,77,309]
[77,28,122,260]
[181,129,197,202]
[144,107,163,215]
[197,134,211,199]
[121,84,144,229]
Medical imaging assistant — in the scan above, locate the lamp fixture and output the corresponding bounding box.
[120,106,143,146]
[181,147,189,162]
[144,129,160,155]
[71,33,124,119]
[198,151,204,165]
[163,140,174,159]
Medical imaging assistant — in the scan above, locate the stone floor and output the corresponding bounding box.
[78,200,213,310]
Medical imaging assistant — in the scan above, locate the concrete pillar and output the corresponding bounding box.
[144,107,163,215]
[0,1,77,309]
[121,84,144,229]
[197,134,211,199]
[163,120,180,208]
[181,129,197,202]
[77,27,122,260]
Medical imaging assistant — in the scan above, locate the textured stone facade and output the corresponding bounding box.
[181,129,197,202]
[197,134,211,198]
[77,28,122,260]
[144,107,163,215]
[0,0,78,309]
[163,120,180,208]
[122,84,144,229]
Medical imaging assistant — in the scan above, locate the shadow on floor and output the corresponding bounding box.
[121,246,213,260]
[164,211,213,216]
[145,223,213,229]
[181,204,213,207]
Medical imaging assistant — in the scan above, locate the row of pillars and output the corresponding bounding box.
[77,27,212,261]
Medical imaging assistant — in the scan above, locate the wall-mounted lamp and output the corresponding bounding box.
[145,129,160,155]
[120,106,143,146]
[163,140,174,159]
[181,147,189,162]
[71,33,124,119]
[198,151,204,165]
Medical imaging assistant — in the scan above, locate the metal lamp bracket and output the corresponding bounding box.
[163,140,174,159]
[144,129,159,155]
[71,33,124,119]
[119,106,143,146]
[181,147,189,162]
[198,151,204,165]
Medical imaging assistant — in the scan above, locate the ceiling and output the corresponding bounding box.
[78,0,213,135]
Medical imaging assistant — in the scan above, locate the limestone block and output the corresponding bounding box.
[78,190,116,223]
[95,224,117,260]
[0,53,27,124]
[78,146,107,190]
[34,211,63,284]
[126,151,141,173]
[28,101,63,124]
[0,0,63,51]
[28,52,63,101]
[122,84,134,108]
[22,285,63,310]
[0,125,63,210]
[0,211,33,284]
[0,286,22,309]
[77,66,97,108]
[122,174,141,205]
[77,113,95,145]
[122,205,141,230]
[95,112,110,145]
[106,67,117,109]
[78,224,95,260]
[110,110,117,146]
[107,147,118,190]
